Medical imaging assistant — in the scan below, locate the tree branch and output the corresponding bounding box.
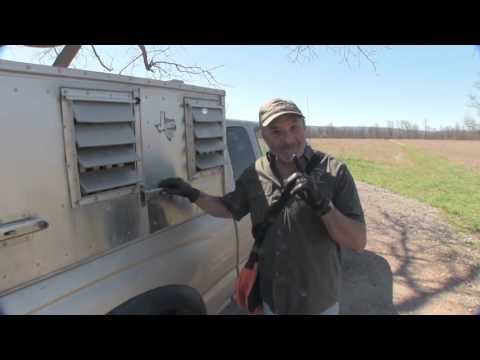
[16,45,221,85]
[53,45,82,67]
[119,53,143,75]
[355,45,377,72]
[288,45,379,72]
[342,46,352,68]
[91,45,113,72]
[118,47,170,75]
[149,60,222,85]
[138,45,154,72]
[37,47,57,62]
[289,45,318,62]
[128,46,220,84]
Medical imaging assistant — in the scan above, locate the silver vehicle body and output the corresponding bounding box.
[0,60,260,314]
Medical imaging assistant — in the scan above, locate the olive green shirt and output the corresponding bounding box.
[221,145,365,314]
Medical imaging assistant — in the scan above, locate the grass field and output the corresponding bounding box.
[308,139,480,234]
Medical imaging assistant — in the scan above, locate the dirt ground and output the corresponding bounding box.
[341,182,480,315]
[308,138,410,165]
[401,139,480,171]
[222,181,480,315]
[308,138,480,171]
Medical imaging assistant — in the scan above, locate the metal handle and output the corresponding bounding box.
[140,186,169,207]
[0,217,49,242]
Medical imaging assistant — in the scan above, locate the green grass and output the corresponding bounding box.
[338,145,480,234]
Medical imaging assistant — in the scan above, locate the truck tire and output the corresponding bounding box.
[107,285,207,315]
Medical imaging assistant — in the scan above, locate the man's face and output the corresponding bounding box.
[261,114,306,163]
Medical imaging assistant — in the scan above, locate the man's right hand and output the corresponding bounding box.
[157,177,200,203]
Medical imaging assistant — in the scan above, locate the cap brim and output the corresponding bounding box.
[261,111,305,127]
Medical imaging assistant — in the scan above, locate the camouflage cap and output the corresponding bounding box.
[259,98,304,127]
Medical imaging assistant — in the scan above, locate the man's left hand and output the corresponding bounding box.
[285,172,333,216]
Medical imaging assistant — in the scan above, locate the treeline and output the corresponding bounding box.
[306,124,480,140]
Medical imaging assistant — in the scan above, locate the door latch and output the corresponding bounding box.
[0,217,49,242]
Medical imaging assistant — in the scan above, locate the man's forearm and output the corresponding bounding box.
[194,192,233,219]
[321,206,366,251]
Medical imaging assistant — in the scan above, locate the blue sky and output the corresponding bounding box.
[2,45,479,129]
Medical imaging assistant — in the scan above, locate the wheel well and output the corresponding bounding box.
[106,285,207,315]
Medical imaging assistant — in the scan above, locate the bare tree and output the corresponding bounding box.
[387,121,394,138]
[6,45,224,86]
[286,45,385,72]
[3,45,386,86]
[463,115,479,140]
[469,80,480,117]
[464,115,478,131]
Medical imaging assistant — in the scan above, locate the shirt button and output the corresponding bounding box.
[276,251,280,256]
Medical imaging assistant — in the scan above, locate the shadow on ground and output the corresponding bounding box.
[374,211,480,314]
[340,249,397,315]
[221,249,398,315]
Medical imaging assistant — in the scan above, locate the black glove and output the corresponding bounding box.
[157,177,200,203]
[285,172,333,216]
[286,156,332,216]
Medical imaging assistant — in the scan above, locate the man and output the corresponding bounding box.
[158,98,366,315]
